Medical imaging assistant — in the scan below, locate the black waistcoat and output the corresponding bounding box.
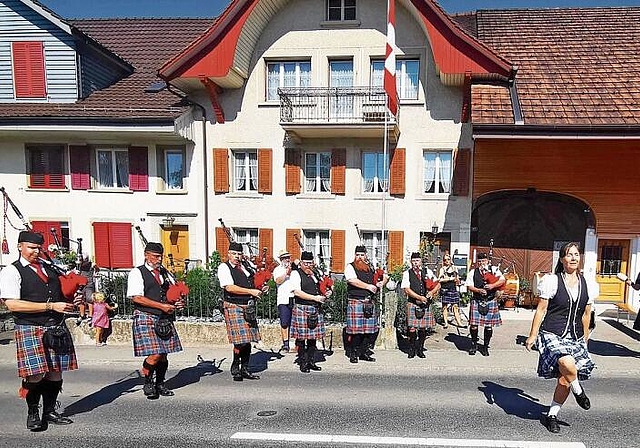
[347,263,375,300]
[294,270,321,306]
[472,268,492,301]
[134,265,168,316]
[542,273,589,339]
[407,269,425,304]
[12,260,63,326]
[224,261,253,305]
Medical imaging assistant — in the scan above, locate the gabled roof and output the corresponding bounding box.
[0,18,213,122]
[469,7,640,127]
[158,0,514,90]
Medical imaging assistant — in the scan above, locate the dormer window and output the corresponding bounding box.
[12,42,47,99]
[327,0,356,21]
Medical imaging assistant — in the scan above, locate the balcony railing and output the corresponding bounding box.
[278,86,397,125]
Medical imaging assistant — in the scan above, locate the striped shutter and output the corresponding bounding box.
[12,42,46,98]
[92,222,133,269]
[452,148,471,196]
[92,222,111,268]
[257,148,272,194]
[216,227,229,261]
[69,145,90,190]
[213,149,229,193]
[389,148,405,195]
[30,221,62,257]
[286,228,302,261]
[29,147,65,189]
[258,228,273,260]
[330,148,346,195]
[128,147,148,191]
[330,229,345,273]
[387,230,404,271]
[285,149,301,194]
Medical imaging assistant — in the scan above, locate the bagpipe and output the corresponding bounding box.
[481,239,505,298]
[1,186,88,302]
[354,223,388,292]
[135,226,188,305]
[293,232,333,296]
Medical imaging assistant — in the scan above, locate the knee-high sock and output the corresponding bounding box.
[142,358,157,378]
[307,339,317,364]
[155,359,169,383]
[470,326,479,343]
[483,327,493,347]
[41,379,63,413]
[240,343,252,366]
[22,380,42,409]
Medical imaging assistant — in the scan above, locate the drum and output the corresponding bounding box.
[503,272,519,298]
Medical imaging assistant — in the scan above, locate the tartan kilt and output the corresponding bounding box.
[536,331,596,381]
[406,302,435,329]
[290,304,325,340]
[345,299,378,334]
[440,288,460,305]
[132,310,183,357]
[14,324,78,378]
[223,302,261,345]
[468,299,502,327]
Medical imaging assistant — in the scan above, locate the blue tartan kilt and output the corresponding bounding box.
[223,302,261,345]
[346,299,378,334]
[440,288,460,305]
[14,324,78,378]
[468,299,502,327]
[132,310,183,357]
[537,331,596,381]
[406,302,435,329]
[290,304,325,340]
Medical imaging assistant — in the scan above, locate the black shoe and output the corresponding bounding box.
[349,355,358,364]
[241,367,260,380]
[359,354,376,362]
[545,415,560,433]
[573,391,591,410]
[366,348,375,356]
[43,411,72,425]
[300,363,310,373]
[143,379,159,399]
[480,345,490,357]
[308,363,322,371]
[416,350,426,359]
[26,409,43,431]
[156,382,174,397]
[468,343,477,356]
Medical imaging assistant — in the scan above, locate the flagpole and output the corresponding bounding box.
[382,96,388,269]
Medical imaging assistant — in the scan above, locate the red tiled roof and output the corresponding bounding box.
[0,18,213,121]
[471,85,513,124]
[470,7,640,126]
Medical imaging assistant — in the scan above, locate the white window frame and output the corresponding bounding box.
[233,150,258,192]
[266,60,311,101]
[164,148,185,190]
[327,0,356,21]
[362,231,388,269]
[303,230,330,269]
[371,59,420,100]
[96,147,129,189]
[304,152,331,193]
[423,150,452,195]
[362,151,389,194]
[234,228,259,257]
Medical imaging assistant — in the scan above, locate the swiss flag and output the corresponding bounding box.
[384,0,398,116]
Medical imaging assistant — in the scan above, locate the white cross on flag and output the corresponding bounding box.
[384,0,398,116]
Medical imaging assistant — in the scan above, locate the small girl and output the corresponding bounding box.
[91,292,115,346]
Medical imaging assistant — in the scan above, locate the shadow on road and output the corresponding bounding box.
[166,356,224,390]
[64,370,142,417]
[444,332,472,353]
[478,381,545,420]
[602,318,640,343]
[248,349,284,373]
[587,339,640,358]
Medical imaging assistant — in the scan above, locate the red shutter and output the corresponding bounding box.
[92,222,133,269]
[285,149,301,194]
[388,230,404,271]
[257,148,272,194]
[30,221,61,256]
[389,148,405,196]
[258,228,274,260]
[128,147,148,191]
[213,149,229,193]
[286,228,302,260]
[12,42,46,98]
[216,227,229,261]
[452,148,471,196]
[29,147,65,189]
[331,149,346,195]
[330,229,345,273]
[69,145,90,190]
[92,222,110,268]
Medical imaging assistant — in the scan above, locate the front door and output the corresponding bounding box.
[160,225,189,273]
[595,239,629,303]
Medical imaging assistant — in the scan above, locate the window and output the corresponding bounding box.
[327,0,356,21]
[97,148,129,189]
[303,230,330,269]
[30,221,69,257]
[362,151,389,193]
[233,151,258,192]
[267,61,311,101]
[371,59,419,100]
[26,145,65,189]
[234,228,258,257]
[305,152,331,193]
[92,222,133,269]
[158,147,185,190]
[12,41,46,99]
[330,60,353,119]
[423,151,452,194]
[362,231,388,268]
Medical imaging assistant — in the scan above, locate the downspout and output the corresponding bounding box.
[508,66,524,125]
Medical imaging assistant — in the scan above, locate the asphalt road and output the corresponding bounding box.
[0,349,638,448]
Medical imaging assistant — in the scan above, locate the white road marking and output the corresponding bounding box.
[231,432,586,447]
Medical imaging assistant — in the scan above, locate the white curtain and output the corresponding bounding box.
[249,153,258,191]
[97,151,112,188]
[439,153,451,193]
[321,178,331,192]
[115,151,129,187]
[379,178,389,192]
[267,64,279,101]
[423,153,436,193]
[363,179,374,192]
[306,179,316,192]
[234,153,245,190]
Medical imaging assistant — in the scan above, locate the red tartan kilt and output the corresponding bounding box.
[132,310,183,356]
[468,299,502,327]
[345,299,378,334]
[290,304,325,340]
[14,324,78,378]
[223,302,261,344]
[406,302,435,329]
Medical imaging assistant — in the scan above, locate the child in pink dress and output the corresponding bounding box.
[91,292,115,346]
